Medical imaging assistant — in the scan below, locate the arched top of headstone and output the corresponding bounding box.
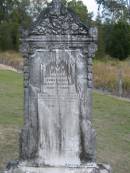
[29,0,89,35]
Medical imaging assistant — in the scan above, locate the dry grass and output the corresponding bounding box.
[0,51,23,71]
[93,58,130,97]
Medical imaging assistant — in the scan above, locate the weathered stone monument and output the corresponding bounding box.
[5,0,111,173]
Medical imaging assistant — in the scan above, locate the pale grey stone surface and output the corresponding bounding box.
[19,0,97,165]
[4,0,111,173]
[4,163,111,173]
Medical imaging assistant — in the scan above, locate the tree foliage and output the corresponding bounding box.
[0,0,31,51]
[67,0,92,25]
[95,14,106,59]
[0,0,92,51]
[0,0,129,61]
[95,0,130,60]
[96,0,130,22]
[106,21,130,60]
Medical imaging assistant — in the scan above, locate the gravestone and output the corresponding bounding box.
[5,0,111,173]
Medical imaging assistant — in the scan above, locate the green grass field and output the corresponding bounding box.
[0,70,130,173]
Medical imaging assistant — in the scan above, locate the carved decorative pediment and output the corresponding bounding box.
[29,0,88,35]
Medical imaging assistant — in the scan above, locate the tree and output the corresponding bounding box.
[106,21,129,60]
[127,24,130,55]
[95,14,106,59]
[0,0,31,51]
[95,0,130,60]
[96,0,130,23]
[29,0,92,25]
[0,0,92,51]
[27,0,48,21]
[67,0,92,25]
[0,22,13,50]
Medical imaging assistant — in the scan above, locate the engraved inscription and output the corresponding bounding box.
[41,61,73,90]
[39,49,76,95]
[36,49,80,166]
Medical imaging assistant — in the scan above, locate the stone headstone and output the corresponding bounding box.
[5,0,111,173]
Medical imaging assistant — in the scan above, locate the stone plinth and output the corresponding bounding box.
[5,163,111,173]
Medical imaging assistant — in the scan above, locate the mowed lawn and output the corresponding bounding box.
[0,70,130,173]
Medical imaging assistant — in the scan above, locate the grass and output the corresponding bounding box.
[0,70,23,170]
[0,70,130,173]
[93,92,130,173]
[0,70,23,125]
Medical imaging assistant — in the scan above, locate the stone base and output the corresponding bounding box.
[4,163,111,173]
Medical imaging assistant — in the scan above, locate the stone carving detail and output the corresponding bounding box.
[30,0,88,35]
[89,27,98,41]
[88,43,97,57]
[19,28,29,57]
